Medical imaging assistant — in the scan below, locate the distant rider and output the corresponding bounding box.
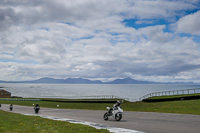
[34,103,40,113]
[35,103,40,108]
[10,104,13,111]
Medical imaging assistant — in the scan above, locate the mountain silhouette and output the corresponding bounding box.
[0,77,193,84]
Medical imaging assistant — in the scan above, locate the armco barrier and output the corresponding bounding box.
[0,99,41,101]
[0,95,130,102]
[42,99,117,103]
[142,95,200,102]
[139,88,200,101]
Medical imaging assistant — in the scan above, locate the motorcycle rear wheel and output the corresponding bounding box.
[35,109,39,114]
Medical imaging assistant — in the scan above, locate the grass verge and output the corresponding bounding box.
[0,109,109,133]
[146,93,200,100]
[126,99,200,115]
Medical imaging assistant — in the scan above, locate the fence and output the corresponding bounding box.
[44,95,130,101]
[139,88,200,101]
[67,95,120,99]
[0,95,130,101]
[0,99,41,101]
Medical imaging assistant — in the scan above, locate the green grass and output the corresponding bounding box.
[147,93,200,100]
[124,99,200,115]
[1,97,200,115]
[0,99,114,110]
[0,109,109,133]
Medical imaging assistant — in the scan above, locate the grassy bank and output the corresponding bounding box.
[128,99,200,115]
[1,98,200,115]
[146,93,200,100]
[0,109,109,133]
[0,99,114,110]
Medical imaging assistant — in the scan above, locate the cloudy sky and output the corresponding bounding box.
[0,0,200,82]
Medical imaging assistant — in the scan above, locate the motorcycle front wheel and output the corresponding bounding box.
[115,113,122,121]
[103,112,109,120]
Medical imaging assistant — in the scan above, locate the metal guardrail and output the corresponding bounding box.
[40,95,120,99]
[45,95,130,101]
[0,99,41,101]
[0,95,130,101]
[139,88,200,101]
[71,95,120,99]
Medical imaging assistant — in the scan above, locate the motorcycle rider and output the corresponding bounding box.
[35,103,40,109]
[34,103,40,113]
[109,100,123,114]
[10,104,13,111]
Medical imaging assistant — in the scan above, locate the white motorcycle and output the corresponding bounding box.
[103,106,123,121]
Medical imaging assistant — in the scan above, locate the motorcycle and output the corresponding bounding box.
[34,106,40,114]
[103,106,123,121]
[10,104,13,111]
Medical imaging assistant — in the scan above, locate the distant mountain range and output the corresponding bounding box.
[0,77,195,84]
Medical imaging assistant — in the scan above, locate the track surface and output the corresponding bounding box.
[1,104,200,133]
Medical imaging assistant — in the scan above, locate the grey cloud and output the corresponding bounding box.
[0,7,21,31]
[175,10,200,35]
[1,0,197,27]
[0,0,200,82]
[0,0,110,27]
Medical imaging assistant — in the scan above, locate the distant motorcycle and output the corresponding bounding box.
[34,105,40,114]
[104,105,123,121]
[10,104,13,111]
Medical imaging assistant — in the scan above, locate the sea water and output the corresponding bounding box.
[1,83,200,101]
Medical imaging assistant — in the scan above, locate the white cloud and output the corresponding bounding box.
[175,11,200,35]
[0,0,200,82]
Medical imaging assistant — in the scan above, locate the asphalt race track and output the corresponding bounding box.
[1,104,200,133]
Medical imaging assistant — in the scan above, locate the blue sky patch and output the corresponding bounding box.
[0,58,39,64]
[40,27,49,31]
[178,33,200,43]
[122,18,171,29]
[2,52,14,56]
[72,36,94,41]
[193,35,200,43]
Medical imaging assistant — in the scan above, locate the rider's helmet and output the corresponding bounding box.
[116,100,122,106]
[118,100,123,103]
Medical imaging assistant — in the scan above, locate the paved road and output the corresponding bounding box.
[1,104,200,133]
